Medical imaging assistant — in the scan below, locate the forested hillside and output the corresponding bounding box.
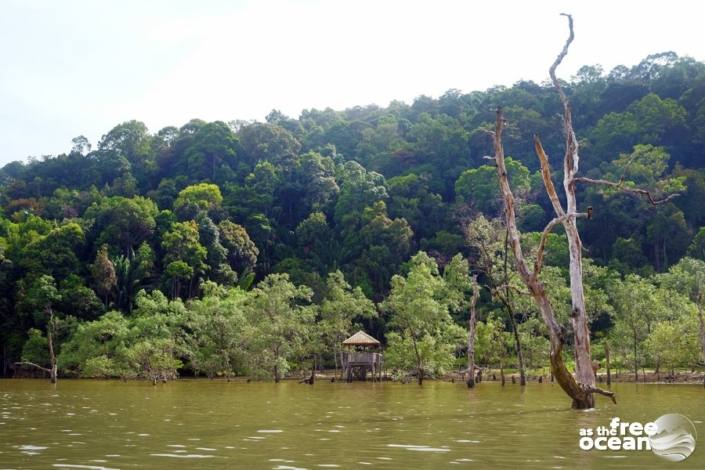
[2,51,705,381]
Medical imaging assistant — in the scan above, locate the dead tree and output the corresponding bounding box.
[492,14,676,408]
[466,274,480,388]
[14,307,58,384]
[493,105,612,408]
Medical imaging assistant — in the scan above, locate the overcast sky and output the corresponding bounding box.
[1,0,703,165]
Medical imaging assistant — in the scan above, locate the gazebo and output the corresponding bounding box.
[341,330,383,382]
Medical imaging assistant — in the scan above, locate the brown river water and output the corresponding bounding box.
[1,379,703,469]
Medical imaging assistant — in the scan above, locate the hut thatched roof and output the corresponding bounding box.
[342,330,381,347]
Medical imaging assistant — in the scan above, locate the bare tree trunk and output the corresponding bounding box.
[47,309,57,384]
[605,342,611,386]
[333,345,339,380]
[545,14,597,406]
[308,356,316,385]
[633,330,639,382]
[466,274,480,388]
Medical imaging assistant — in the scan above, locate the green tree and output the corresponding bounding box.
[657,257,705,385]
[609,275,664,380]
[20,222,85,280]
[296,212,337,274]
[58,311,132,378]
[185,282,248,378]
[173,183,223,220]
[238,122,301,169]
[355,202,413,293]
[17,275,61,382]
[243,274,316,382]
[319,271,376,376]
[455,157,530,215]
[162,221,207,298]
[179,121,239,182]
[645,319,699,377]
[382,252,465,384]
[87,196,158,255]
[218,220,259,277]
[112,243,154,312]
[688,228,705,261]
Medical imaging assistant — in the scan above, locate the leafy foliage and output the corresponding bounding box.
[3,52,705,380]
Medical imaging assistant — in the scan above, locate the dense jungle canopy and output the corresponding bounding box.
[2,51,705,382]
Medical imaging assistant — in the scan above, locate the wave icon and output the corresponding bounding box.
[649,414,697,462]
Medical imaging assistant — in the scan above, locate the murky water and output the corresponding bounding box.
[1,379,703,469]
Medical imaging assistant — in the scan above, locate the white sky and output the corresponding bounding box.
[1,0,704,165]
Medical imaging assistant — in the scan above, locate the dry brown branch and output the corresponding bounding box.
[534,135,565,216]
[573,176,680,206]
[582,384,617,404]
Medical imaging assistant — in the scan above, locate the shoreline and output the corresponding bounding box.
[4,372,705,386]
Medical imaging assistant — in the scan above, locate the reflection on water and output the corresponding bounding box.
[0,379,703,469]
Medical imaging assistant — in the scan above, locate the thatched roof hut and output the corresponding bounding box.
[341,330,383,381]
[342,330,381,348]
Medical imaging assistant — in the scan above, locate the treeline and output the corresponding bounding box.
[1,52,705,380]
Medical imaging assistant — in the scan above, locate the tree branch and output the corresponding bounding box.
[573,176,680,205]
[549,13,574,109]
[491,283,531,298]
[534,134,565,217]
[550,14,580,185]
[14,361,51,373]
[533,212,588,279]
[581,383,617,404]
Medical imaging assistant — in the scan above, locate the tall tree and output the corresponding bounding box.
[162,221,207,299]
[91,244,117,307]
